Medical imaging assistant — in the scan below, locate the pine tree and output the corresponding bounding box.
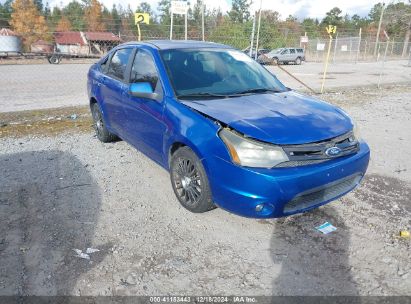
[0,0,13,28]
[10,0,50,49]
[84,0,105,31]
[56,15,72,31]
[228,0,251,23]
[33,0,43,12]
[158,0,171,25]
[111,4,121,33]
[63,1,85,31]
[321,7,343,27]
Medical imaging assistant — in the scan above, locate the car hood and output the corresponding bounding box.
[181,91,353,145]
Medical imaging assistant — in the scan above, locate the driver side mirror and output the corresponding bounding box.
[129,82,159,101]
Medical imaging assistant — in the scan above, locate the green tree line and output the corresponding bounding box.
[0,0,410,51]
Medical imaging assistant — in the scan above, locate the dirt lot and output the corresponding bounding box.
[0,85,410,296]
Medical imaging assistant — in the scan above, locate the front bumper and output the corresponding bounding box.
[204,141,370,218]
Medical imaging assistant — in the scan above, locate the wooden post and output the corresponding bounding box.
[374,3,385,57]
[137,23,141,41]
[321,35,333,93]
[355,28,362,64]
[332,32,338,63]
[170,13,173,40]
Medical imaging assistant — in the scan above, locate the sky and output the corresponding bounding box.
[45,0,378,20]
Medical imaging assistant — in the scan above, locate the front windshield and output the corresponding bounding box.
[160,48,287,98]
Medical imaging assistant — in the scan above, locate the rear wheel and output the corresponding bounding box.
[91,103,116,143]
[170,146,215,213]
[48,55,61,64]
[295,57,302,65]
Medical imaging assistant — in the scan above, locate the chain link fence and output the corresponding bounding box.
[1,22,411,64]
[305,36,411,63]
[1,19,411,114]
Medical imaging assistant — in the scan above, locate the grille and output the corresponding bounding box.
[275,131,359,168]
[275,159,327,168]
[283,173,362,214]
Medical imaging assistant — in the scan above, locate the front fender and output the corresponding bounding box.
[163,98,229,176]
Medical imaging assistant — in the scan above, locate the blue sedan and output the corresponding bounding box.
[87,40,370,218]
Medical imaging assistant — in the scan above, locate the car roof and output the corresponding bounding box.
[122,40,232,50]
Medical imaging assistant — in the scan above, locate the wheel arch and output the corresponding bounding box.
[165,134,219,181]
[89,96,98,109]
[167,138,204,168]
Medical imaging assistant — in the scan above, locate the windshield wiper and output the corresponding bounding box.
[177,92,229,100]
[230,88,284,95]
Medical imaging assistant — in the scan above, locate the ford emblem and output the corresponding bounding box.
[325,146,342,157]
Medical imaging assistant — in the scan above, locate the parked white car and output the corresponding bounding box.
[258,47,305,65]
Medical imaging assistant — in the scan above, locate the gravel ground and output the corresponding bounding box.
[0,86,410,296]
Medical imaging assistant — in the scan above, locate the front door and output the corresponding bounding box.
[121,48,167,165]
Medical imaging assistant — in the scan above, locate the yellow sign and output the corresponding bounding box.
[326,25,337,35]
[135,13,150,25]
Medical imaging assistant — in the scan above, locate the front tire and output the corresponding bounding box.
[91,103,116,143]
[170,146,215,213]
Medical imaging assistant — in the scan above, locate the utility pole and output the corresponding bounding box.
[201,0,205,41]
[249,12,256,57]
[374,3,385,57]
[356,28,362,64]
[254,0,263,60]
[332,32,338,63]
[185,11,188,40]
[402,19,411,57]
[378,31,390,88]
[170,14,173,40]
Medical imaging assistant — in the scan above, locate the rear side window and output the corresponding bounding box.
[290,49,296,54]
[297,49,304,53]
[130,49,160,92]
[107,48,133,80]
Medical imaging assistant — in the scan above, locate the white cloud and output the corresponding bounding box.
[250,0,375,20]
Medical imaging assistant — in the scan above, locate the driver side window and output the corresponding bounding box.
[130,49,161,93]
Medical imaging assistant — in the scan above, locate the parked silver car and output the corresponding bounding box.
[258,47,305,65]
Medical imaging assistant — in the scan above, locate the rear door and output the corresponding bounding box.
[289,48,297,61]
[100,47,133,134]
[121,47,167,165]
[279,49,289,62]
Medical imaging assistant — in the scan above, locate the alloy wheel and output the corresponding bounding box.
[92,105,104,138]
[172,157,202,206]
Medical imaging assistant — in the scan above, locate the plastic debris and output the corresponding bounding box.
[86,248,100,254]
[73,249,90,260]
[70,114,78,120]
[316,222,337,234]
[73,248,100,260]
[399,231,410,238]
[19,246,29,253]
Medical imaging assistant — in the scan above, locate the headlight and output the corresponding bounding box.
[352,121,361,141]
[219,128,289,168]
